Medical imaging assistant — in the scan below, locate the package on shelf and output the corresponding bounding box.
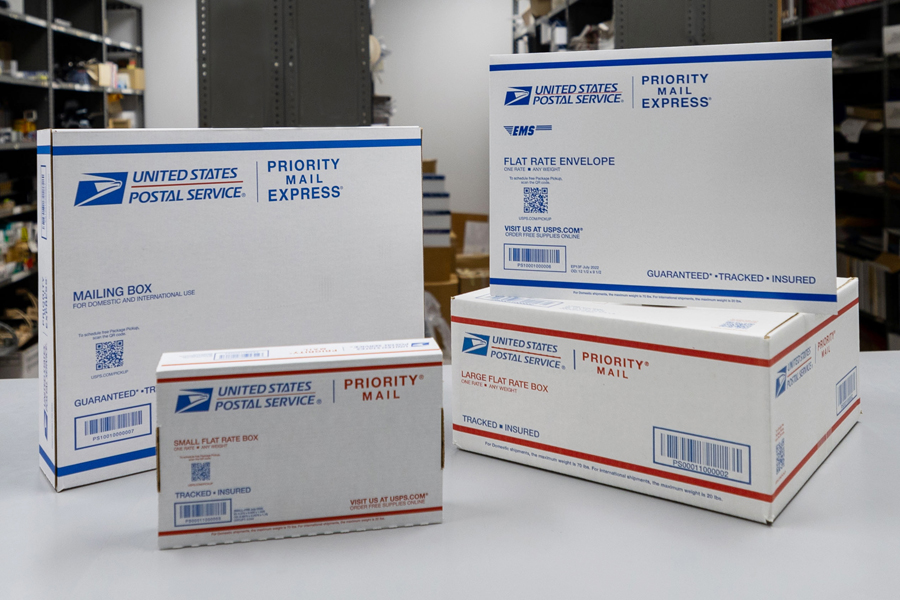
[489,40,837,314]
[156,338,443,549]
[122,66,144,91]
[86,62,117,88]
[451,279,860,523]
[37,126,425,490]
[837,250,899,324]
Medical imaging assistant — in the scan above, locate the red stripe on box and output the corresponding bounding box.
[160,505,442,537]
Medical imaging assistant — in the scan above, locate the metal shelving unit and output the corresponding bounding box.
[783,1,900,347]
[197,0,371,128]
[512,0,613,54]
[1,0,144,374]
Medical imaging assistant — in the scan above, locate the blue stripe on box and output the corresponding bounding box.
[56,446,156,477]
[490,50,832,72]
[48,138,422,156]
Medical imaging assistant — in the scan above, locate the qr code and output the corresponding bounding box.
[191,462,211,482]
[775,438,785,475]
[523,187,548,213]
[95,340,124,371]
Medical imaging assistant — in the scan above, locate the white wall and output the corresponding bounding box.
[140,0,198,128]
[372,0,511,215]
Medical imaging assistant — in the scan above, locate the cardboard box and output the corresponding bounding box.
[37,126,425,490]
[530,0,552,17]
[457,253,489,270]
[490,41,837,314]
[0,343,39,379]
[87,63,116,88]
[423,189,451,250]
[457,268,489,294]
[423,174,445,194]
[885,24,900,56]
[424,246,455,283]
[886,101,900,129]
[123,66,144,90]
[424,212,451,233]
[425,274,458,328]
[157,338,443,549]
[451,279,860,523]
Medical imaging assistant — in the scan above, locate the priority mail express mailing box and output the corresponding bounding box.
[452,279,860,522]
[156,339,443,549]
[38,127,425,490]
[490,40,837,314]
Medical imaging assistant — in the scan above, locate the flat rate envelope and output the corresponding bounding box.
[490,40,836,314]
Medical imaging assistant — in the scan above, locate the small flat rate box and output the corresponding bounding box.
[38,127,425,490]
[156,339,443,549]
[452,279,860,523]
[490,40,837,314]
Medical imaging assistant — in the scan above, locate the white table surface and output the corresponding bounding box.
[2,355,899,599]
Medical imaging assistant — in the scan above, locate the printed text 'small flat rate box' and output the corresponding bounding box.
[38,127,424,490]
[490,40,836,313]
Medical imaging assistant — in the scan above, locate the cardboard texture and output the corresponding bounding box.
[157,339,443,549]
[425,274,458,327]
[451,279,860,523]
[123,66,145,90]
[38,126,425,490]
[456,253,490,270]
[424,246,455,283]
[458,269,489,295]
[490,40,837,313]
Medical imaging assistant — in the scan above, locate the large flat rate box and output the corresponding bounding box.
[156,339,443,549]
[38,127,425,490]
[451,279,859,523]
[490,40,836,314]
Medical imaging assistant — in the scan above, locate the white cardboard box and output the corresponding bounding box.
[451,279,860,523]
[38,127,425,490]
[490,40,837,313]
[156,339,443,549]
[884,24,900,56]
[886,101,900,129]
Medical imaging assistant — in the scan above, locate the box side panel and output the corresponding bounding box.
[48,129,425,487]
[769,280,860,520]
[451,295,773,522]
[157,360,443,548]
[37,131,56,488]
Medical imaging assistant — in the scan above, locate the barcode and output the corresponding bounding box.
[653,427,751,484]
[836,367,857,414]
[508,247,561,264]
[660,433,744,473]
[84,410,142,436]
[214,350,270,361]
[179,502,228,519]
[174,499,232,527]
[74,404,152,449]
